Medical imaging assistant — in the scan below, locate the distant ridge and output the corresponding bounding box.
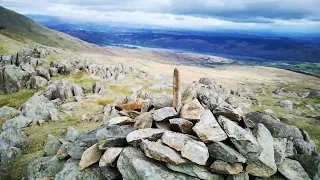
[0,6,97,50]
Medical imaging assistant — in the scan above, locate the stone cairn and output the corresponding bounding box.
[25,69,319,180]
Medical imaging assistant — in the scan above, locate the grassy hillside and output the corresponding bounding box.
[0,6,98,51]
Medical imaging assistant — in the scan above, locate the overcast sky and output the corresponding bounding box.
[1,0,320,33]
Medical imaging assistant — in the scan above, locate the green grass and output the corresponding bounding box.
[0,89,39,108]
[95,99,114,107]
[0,43,10,54]
[0,30,27,44]
[42,53,64,68]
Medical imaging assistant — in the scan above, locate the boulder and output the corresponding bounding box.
[207,142,246,163]
[273,138,287,165]
[218,116,262,160]
[0,146,21,166]
[0,106,20,117]
[169,118,193,134]
[29,75,48,89]
[193,110,227,142]
[36,67,50,80]
[210,160,243,175]
[246,124,277,178]
[126,128,165,146]
[167,163,223,180]
[245,112,303,139]
[107,116,135,125]
[150,94,173,109]
[152,107,177,121]
[133,111,153,129]
[213,102,243,121]
[0,128,27,149]
[2,115,32,131]
[117,147,195,180]
[180,98,204,121]
[293,138,314,155]
[293,154,320,179]
[140,139,187,165]
[278,158,311,180]
[3,65,31,93]
[44,135,61,156]
[181,139,209,165]
[96,125,135,149]
[67,131,99,159]
[20,63,36,75]
[99,147,123,167]
[65,126,79,142]
[199,77,216,87]
[21,92,59,123]
[49,67,58,77]
[27,156,65,180]
[79,144,103,170]
[277,100,293,110]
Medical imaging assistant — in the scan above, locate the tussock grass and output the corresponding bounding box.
[0,89,39,108]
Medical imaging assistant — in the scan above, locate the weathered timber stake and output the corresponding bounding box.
[173,68,182,112]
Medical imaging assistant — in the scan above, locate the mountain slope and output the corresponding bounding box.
[0,6,97,51]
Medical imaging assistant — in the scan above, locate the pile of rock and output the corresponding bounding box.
[25,72,319,180]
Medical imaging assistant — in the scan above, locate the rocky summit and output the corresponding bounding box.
[0,45,319,180]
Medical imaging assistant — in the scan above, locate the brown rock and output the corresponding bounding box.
[79,143,103,170]
[169,118,193,134]
[210,160,243,175]
[180,99,204,121]
[115,99,148,111]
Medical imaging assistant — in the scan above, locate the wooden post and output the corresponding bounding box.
[173,68,182,112]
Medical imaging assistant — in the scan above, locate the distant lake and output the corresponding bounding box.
[109,44,265,61]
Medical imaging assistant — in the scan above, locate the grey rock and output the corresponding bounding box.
[29,75,48,89]
[126,128,165,146]
[308,90,320,98]
[134,111,153,129]
[92,82,104,94]
[103,104,120,122]
[44,135,61,156]
[181,139,209,165]
[226,172,249,180]
[263,109,273,114]
[199,77,216,87]
[167,163,223,180]
[140,139,187,165]
[207,142,246,163]
[293,154,320,180]
[65,126,79,142]
[36,67,50,80]
[152,107,177,121]
[99,147,123,167]
[277,100,293,110]
[193,110,227,143]
[245,112,303,139]
[0,106,20,117]
[180,98,205,121]
[20,63,36,75]
[21,92,59,123]
[278,158,311,180]
[218,116,262,160]
[27,156,66,180]
[150,93,173,109]
[3,65,31,93]
[213,102,243,121]
[0,128,27,149]
[108,116,134,125]
[161,131,192,151]
[246,124,277,178]
[2,115,32,131]
[210,160,243,175]
[67,131,99,159]
[96,125,135,149]
[79,143,103,170]
[169,118,193,134]
[117,147,196,180]
[49,67,58,77]
[0,146,21,166]
[293,138,314,155]
[273,138,287,165]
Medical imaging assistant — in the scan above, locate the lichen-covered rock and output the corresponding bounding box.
[218,116,262,160]
[278,158,311,180]
[27,156,65,180]
[150,93,173,109]
[161,131,192,151]
[79,144,103,170]
[117,147,195,180]
[152,107,177,121]
[133,111,153,129]
[245,112,303,139]
[277,100,293,110]
[207,142,246,163]
[193,110,227,142]
[65,126,79,142]
[0,106,20,117]
[140,139,187,165]
[0,128,27,149]
[3,65,31,93]
[169,118,193,134]
[167,163,223,180]
[126,128,165,146]
[96,125,135,149]
[213,102,243,121]
[2,115,32,131]
[99,147,123,167]
[293,154,320,180]
[210,160,243,175]
[0,146,21,166]
[44,135,61,156]
[246,124,277,178]
[181,139,209,165]
[36,66,50,81]
[273,138,287,165]
[29,75,48,89]
[21,92,59,123]
[180,98,204,121]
